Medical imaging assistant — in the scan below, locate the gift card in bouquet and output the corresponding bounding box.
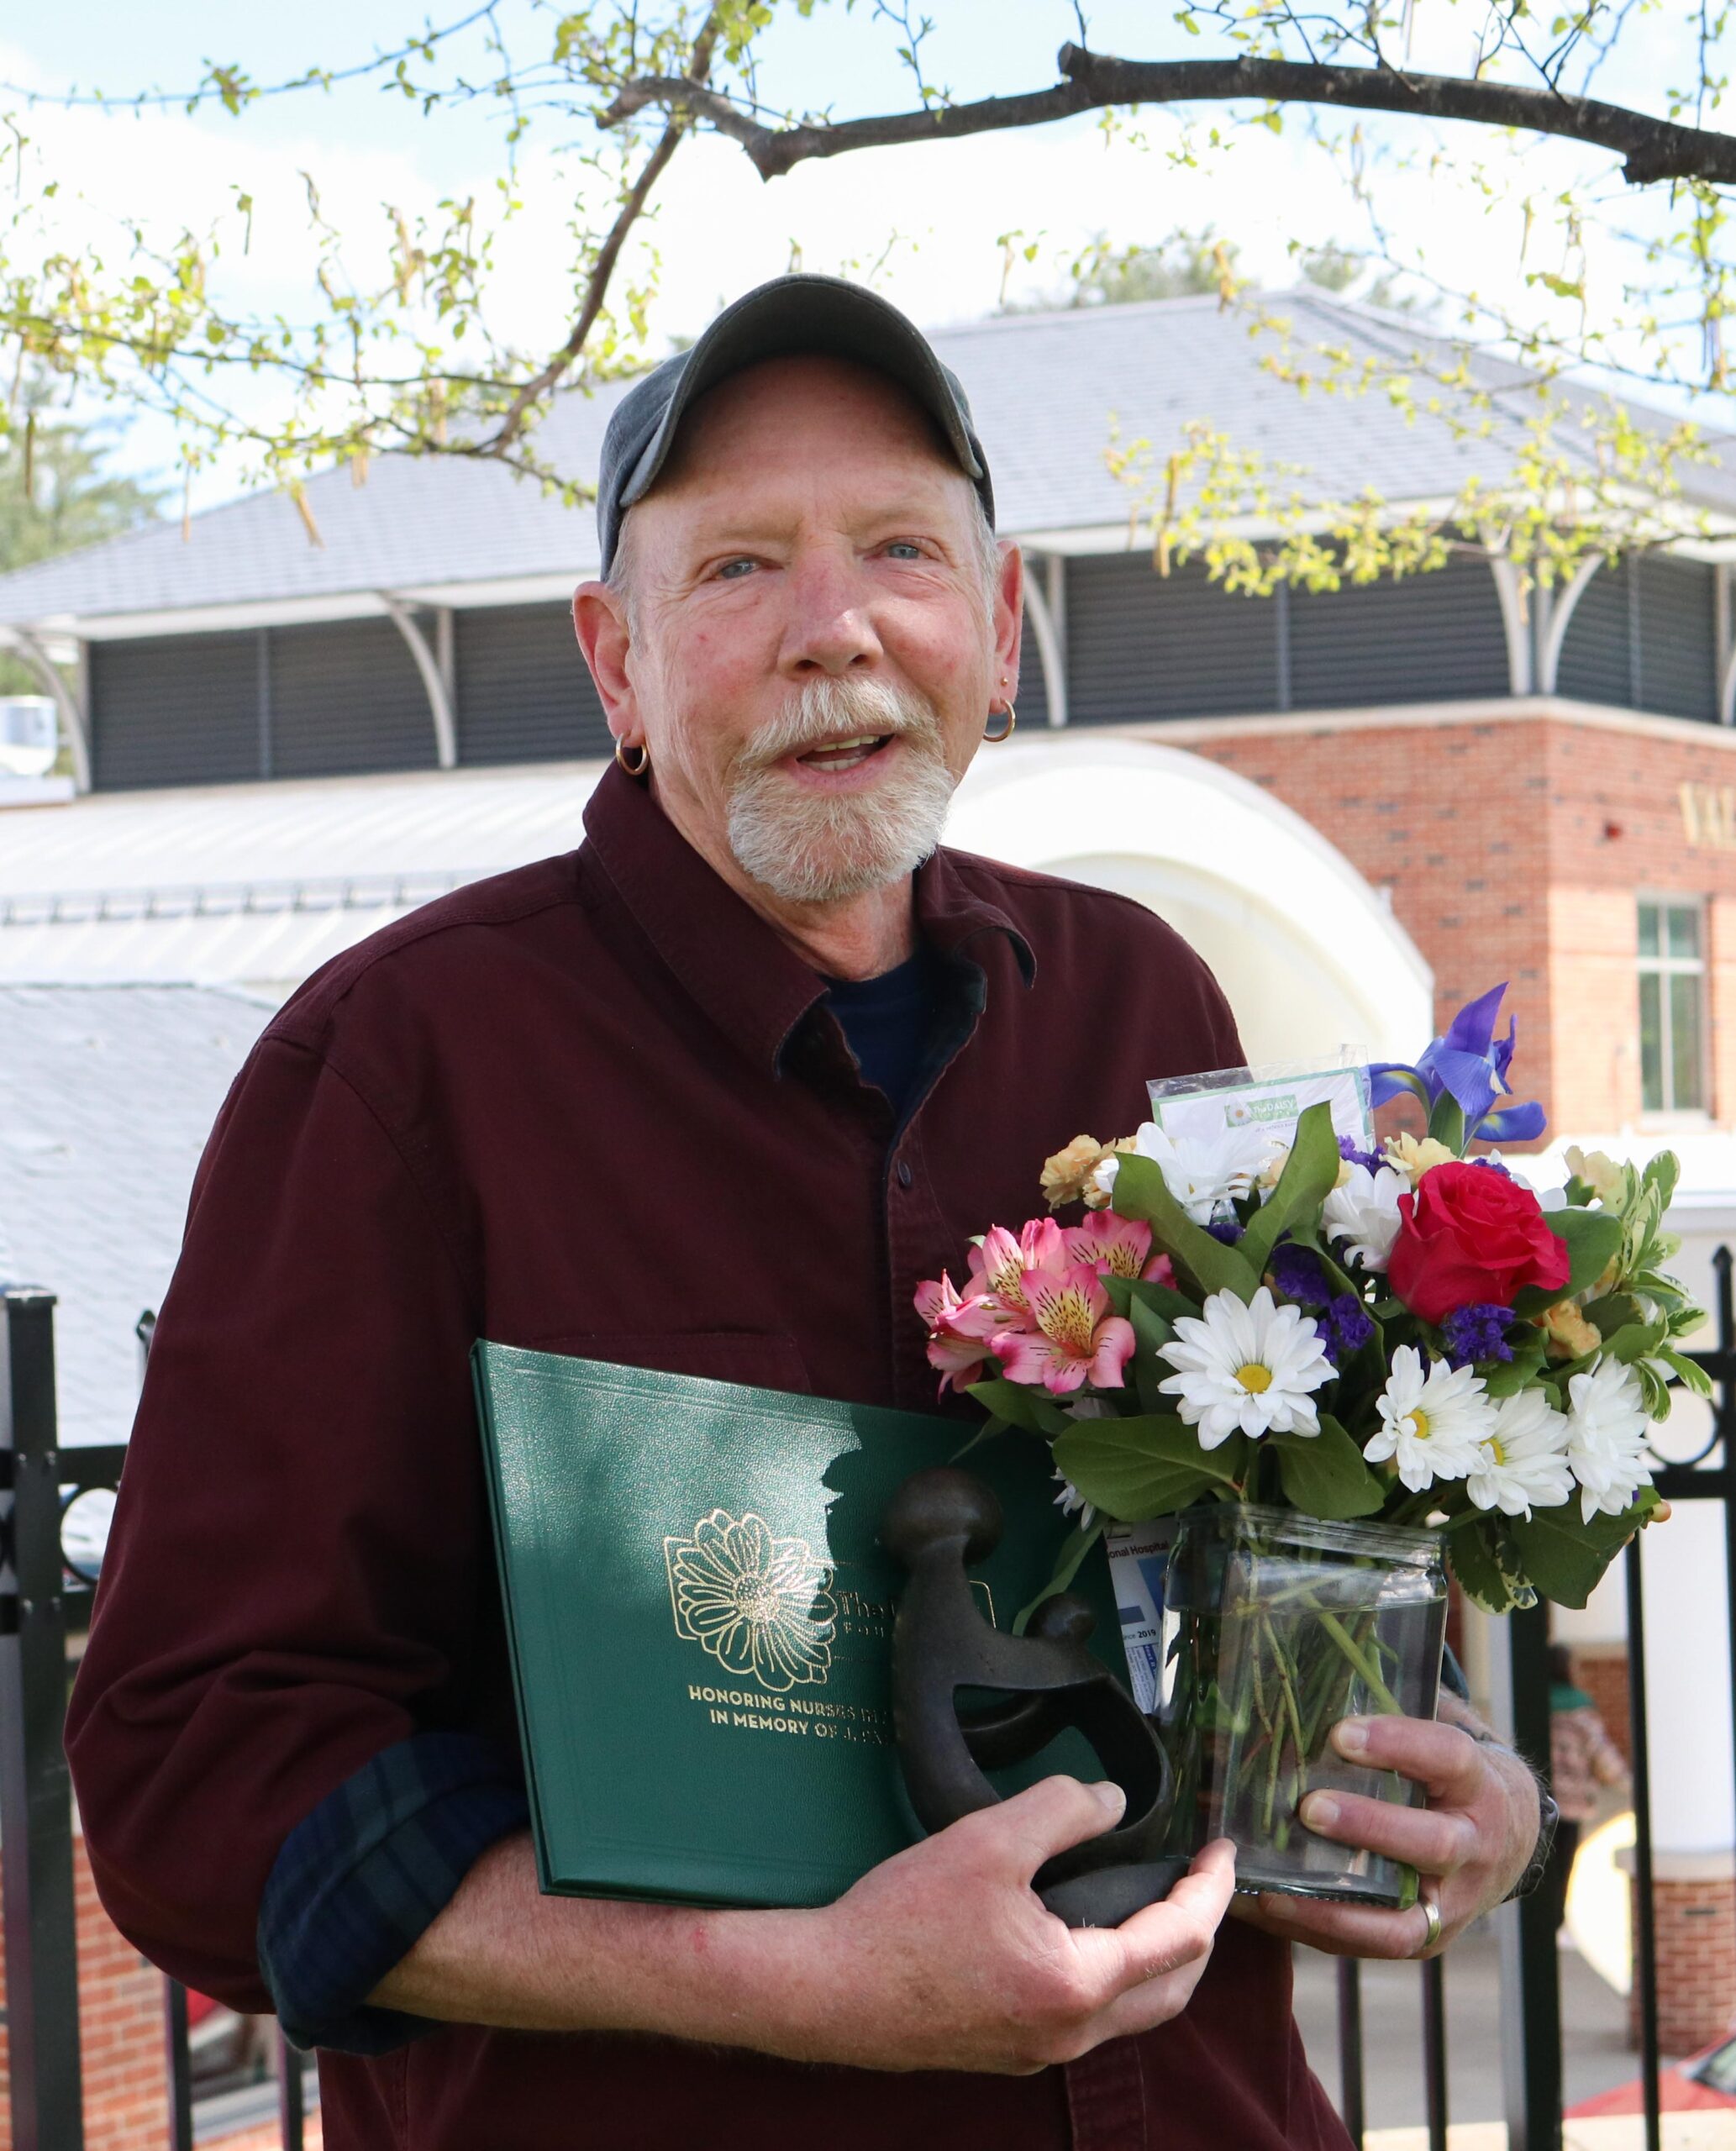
[1146,1055,1376,1158]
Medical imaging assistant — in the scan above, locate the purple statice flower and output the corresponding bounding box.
[1268,1239,1330,1307]
[1337,1134,1386,1176]
[1440,1302,1517,1370]
[1207,1217,1246,1244]
[1315,1292,1375,1366]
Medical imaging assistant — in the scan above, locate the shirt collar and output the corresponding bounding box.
[581,763,1034,1074]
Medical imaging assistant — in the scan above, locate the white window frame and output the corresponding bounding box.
[1637,892,1711,1121]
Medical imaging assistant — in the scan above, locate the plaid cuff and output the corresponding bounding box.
[257,1731,529,2054]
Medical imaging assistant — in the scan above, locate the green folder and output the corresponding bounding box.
[472,1343,1125,1910]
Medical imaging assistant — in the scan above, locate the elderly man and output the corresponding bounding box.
[67,276,1541,2151]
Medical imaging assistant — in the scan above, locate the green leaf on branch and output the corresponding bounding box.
[1131,1277,1202,1326]
[1512,1207,1624,1317]
[1270,1413,1386,1519]
[1658,1346,1714,1398]
[964,1377,1068,1438]
[1240,1101,1343,1270]
[1052,1412,1244,1523]
[1427,1091,1466,1151]
[1110,1152,1260,1303]
[1509,1487,1662,1609]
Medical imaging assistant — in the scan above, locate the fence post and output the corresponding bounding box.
[1498,1598,1561,2151]
[0,1286,85,2151]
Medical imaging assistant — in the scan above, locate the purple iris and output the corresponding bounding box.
[1338,1135,1385,1175]
[1207,1218,1246,1244]
[1440,1302,1517,1370]
[1370,983,1546,1144]
[1316,1293,1375,1366]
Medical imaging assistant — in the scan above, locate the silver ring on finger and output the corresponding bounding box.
[1412,1890,1444,1958]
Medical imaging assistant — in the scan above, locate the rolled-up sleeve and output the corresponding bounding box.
[66,1033,492,2015]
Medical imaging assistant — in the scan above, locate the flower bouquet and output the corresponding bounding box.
[913,986,1703,1905]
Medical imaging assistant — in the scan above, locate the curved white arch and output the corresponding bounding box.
[949,737,1434,1065]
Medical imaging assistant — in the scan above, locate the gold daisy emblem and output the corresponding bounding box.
[665,1511,836,1692]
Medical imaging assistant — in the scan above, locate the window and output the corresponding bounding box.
[1638,899,1707,1113]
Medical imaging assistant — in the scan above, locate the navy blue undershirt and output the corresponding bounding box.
[822,944,946,1122]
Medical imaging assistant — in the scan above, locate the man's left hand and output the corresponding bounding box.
[1231,1698,1542,1959]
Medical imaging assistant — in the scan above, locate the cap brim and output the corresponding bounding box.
[618,274,986,511]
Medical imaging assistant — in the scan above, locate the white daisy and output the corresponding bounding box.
[1466,1387,1576,1518]
[1093,1119,1278,1225]
[1157,1285,1336,1449]
[1322,1163,1409,1271]
[1051,1470,1097,1533]
[1365,1345,1495,1491]
[1565,1356,1653,1523]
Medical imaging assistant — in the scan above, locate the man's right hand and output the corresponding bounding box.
[375,1775,1235,2075]
[771,1775,1237,2075]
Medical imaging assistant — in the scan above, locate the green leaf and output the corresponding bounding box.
[1052,1413,1244,1523]
[1110,1153,1261,1303]
[1427,1091,1466,1150]
[1512,1207,1623,1316]
[1509,1489,1660,1609]
[1129,1295,1174,1415]
[1130,1277,1201,1325]
[1239,1101,1342,1270]
[1013,1517,1105,1633]
[1270,1414,1386,1520]
[1447,1519,1531,1614]
[964,1377,1067,1438]
[1660,1346,1714,1398]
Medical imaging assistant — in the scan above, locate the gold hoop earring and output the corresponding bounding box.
[984,702,1016,744]
[614,737,650,776]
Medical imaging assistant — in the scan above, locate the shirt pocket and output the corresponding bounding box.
[515,1329,812,1394]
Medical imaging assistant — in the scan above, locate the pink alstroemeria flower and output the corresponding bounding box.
[1062,1211,1174,1285]
[965,1217,1066,1317]
[993,1262,1137,1396]
[913,1271,999,1392]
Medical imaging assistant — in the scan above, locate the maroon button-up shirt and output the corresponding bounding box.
[68,762,1352,2151]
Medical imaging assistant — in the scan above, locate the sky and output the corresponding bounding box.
[0,1,1722,502]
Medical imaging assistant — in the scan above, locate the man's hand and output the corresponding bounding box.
[1232,1701,1541,1960]
[375,1774,1237,2074]
[797,1775,1237,2074]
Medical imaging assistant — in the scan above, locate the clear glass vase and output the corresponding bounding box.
[1158,1502,1448,1906]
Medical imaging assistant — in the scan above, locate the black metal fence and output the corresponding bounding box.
[5,1265,1736,2151]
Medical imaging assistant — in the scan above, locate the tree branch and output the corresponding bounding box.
[474,10,726,460]
[604,41,1736,188]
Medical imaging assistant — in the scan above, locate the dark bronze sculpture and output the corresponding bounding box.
[881,1465,1186,1927]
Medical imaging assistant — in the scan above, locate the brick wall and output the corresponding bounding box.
[0,1833,168,2151]
[1570,1643,1634,1770]
[1629,1870,1736,2054]
[1166,701,1736,1135]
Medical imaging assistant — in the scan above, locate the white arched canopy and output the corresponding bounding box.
[948,737,1434,1066]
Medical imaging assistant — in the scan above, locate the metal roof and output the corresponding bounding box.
[0,760,608,996]
[3,290,1730,635]
[0,984,272,1444]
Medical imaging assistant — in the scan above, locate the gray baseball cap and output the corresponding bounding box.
[595,273,994,576]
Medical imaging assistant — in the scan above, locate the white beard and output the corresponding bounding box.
[726,675,958,905]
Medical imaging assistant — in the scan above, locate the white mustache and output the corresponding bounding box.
[736,676,942,774]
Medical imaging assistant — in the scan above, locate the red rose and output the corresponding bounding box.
[1387,1162,1570,1326]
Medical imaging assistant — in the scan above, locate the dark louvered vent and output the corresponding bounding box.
[1636,555,1717,721]
[1289,555,1509,708]
[1066,556,1279,723]
[1017,585,1050,729]
[1554,562,1629,707]
[269,617,437,777]
[91,632,261,790]
[455,604,609,765]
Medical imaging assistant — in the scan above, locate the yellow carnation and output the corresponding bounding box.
[1383,1133,1458,1185]
[1565,1146,1626,1206]
[1537,1299,1602,1359]
[1041,1133,1125,1212]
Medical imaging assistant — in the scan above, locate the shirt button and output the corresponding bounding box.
[896,1160,914,1190]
